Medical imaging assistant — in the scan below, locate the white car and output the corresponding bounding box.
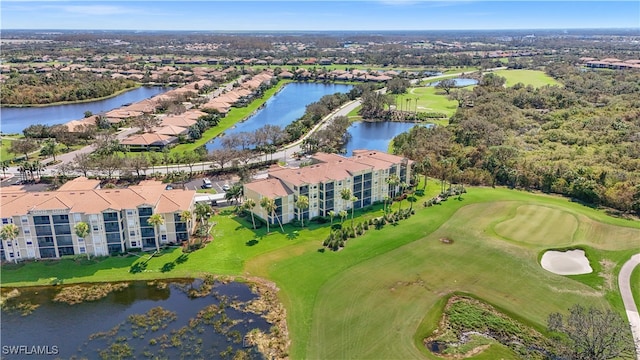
[222,184,231,191]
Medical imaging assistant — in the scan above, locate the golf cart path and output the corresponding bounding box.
[619,253,640,359]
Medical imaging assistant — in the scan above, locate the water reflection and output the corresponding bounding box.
[344,121,433,155]
[1,280,270,359]
[206,82,352,151]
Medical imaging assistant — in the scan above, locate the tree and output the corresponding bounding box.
[9,139,39,160]
[41,139,59,162]
[386,174,400,199]
[147,214,164,252]
[340,188,354,223]
[127,154,149,178]
[435,78,457,95]
[194,202,213,240]
[349,196,358,228]
[260,197,283,233]
[0,224,20,263]
[407,194,417,211]
[547,304,636,360]
[162,147,171,172]
[179,210,193,244]
[73,153,93,177]
[339,210,348,225]
[328,210,336,226]
[74,222,90,259]
[243,198,257,229]
[259,197,273,234]
[1,160,9,178]
[181,150,199,178]
[295,195,309,227]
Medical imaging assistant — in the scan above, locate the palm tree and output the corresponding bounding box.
[386,174,400,199]
[147,214,164,252]
[1,160,10,178]
[74,221,90,259]
[295,195,309,227]
[339,210,348,225]
[350,196,358,228]
[194,202,213,242]
[383,195,392,213]
[398,182,408,210]
[0,224,20,263]
[407,194,417,211]
[43,139,59,162]
[259,197,272,233]
[179,210,192,242]
[328,210,336,226]
[419,157,432,190]
[243,198,257,229]
[260,197,284,233]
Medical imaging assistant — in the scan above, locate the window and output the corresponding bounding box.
[130,230,136,236]
[93,225,99,231]
[161,234,167,241]
[79,247,86,253]
[24,229,30,234]
[21,216,28,223]
[131,241,137,247]
[78,238,84,242]
[74,213,82,222]
[126,210,134,215]
[26,241,32,245]
[2,218,8,224]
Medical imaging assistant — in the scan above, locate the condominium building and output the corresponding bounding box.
[0,178,196,262]
[244,150,412,226]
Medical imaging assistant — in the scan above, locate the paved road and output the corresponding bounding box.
[0,97,363,182]
[619,253,640,359]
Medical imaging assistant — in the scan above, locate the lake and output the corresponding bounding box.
[0,86,171,134]
[429,78,478,87]
[344,121,433,155]
[206,82,353,151]
[1,279,273,359]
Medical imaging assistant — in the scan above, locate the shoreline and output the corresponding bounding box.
[0,274,290,360]
[0,84,150,108]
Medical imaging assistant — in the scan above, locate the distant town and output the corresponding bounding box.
[1,29,639,360]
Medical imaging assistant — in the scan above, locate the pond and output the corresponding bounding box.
[1,279,274,359]
[0,86,171,134]
[429,78,478,87]
[206,82,353,151]
[343,121,433,155]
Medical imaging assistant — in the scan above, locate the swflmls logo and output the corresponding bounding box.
[2,345,59,355]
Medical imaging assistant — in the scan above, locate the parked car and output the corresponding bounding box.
[222,184,231,191]
[202,178,212,188]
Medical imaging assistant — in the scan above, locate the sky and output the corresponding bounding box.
[1,1,639,31]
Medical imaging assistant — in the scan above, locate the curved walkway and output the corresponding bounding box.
[619,253,640,359]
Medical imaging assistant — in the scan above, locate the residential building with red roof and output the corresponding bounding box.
[243,150,412,226]
[0,178,196,262]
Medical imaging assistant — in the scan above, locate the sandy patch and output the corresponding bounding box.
[541,249,592,275]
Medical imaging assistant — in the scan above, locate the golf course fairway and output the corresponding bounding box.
[245,186,640,359]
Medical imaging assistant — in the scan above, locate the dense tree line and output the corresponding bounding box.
[393,68,640,216]
[1,70,136,105]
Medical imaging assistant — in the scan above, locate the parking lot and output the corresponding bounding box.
[181,175,239,193]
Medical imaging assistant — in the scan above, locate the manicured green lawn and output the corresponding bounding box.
[493,69,561,88]
[244,187,640,359]
[394,86,458,125]
[632,264,640,311]
[0,138,15,162]
[2,184,639,359]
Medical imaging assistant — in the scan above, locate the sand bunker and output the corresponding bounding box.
[541,249,593,275]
